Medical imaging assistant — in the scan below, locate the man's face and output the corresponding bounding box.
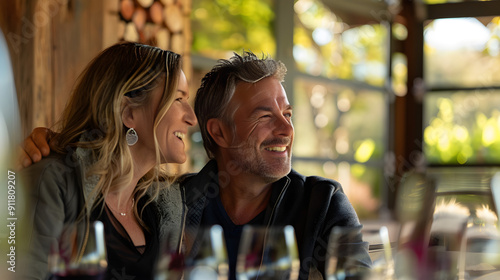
[223,76,294,183]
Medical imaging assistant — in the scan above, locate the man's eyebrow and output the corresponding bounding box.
[252,105,293,114]
[253,106,273,113]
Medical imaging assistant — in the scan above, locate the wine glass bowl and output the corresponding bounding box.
[363,226,395,280]
[236,225,300,280]
[49,221,107,280]
[457,218,500,280]
[183,225,229,280]
[326,226,371,280]
[155,234,185,280]
[155,225,228,280]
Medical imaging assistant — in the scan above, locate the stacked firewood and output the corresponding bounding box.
[118,0,191,56]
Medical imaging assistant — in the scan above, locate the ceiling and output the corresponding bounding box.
[320,0,393,26]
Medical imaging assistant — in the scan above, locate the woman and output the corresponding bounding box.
[20,42,196,279]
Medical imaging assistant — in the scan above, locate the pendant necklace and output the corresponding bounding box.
[107,198,135,217]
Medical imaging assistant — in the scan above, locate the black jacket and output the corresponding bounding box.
[180,159,372,279]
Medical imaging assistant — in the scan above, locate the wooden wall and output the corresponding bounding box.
[0,0,193,138]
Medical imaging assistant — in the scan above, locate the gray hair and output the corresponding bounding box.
[194,51,287,159]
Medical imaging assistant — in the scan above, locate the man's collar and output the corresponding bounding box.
[269,173,291,202]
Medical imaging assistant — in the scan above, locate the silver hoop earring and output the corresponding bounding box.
[126,128,138,146]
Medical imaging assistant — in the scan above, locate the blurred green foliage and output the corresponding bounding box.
[294,0,387,86]
[424,93,500,164]
[191,0,276,59]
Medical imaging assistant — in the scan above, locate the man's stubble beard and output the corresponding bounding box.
[232,141,292,184]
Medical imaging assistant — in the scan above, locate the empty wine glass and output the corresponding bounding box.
[49,221,107,280]
[363,226,395,280]
[326,226,371,280]
[236,225,300,280]
[183,225,229,280]
[457,217,500,280]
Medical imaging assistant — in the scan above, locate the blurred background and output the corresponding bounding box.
[1,0,500,225]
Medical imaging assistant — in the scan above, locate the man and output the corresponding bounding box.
[21,51,371,279]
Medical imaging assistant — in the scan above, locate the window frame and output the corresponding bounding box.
[419,1,500,167]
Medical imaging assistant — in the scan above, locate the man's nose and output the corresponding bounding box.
[274,116,293,137]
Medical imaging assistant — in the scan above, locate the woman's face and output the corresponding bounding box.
[133,70,197,165]
[156,70,197,163]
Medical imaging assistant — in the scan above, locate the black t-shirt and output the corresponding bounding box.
[92,196,160,280]
[201,193,265,280]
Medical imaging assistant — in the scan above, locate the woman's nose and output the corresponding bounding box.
[185,104,197,126]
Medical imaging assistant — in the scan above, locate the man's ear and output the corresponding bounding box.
[207,118,231,148]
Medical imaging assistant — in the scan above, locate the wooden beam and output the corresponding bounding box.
[392,0,425,191]
[425,1,500,19]
[33,0,54,130]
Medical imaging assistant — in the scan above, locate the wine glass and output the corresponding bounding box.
[236,225,300,280]
[155,229,185,280]
[183,225,229,280]
[457,217,500,280]
[326,226,371,280]
[362,226,395,280]
[49,221,107,280]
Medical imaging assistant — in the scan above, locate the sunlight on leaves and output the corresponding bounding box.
[294,0,388,86]
[191,0,275,59]
[424,93,500,164]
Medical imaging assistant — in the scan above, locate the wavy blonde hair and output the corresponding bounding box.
[53,42,181,228]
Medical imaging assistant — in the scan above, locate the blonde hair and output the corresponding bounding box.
[53,42,182,228]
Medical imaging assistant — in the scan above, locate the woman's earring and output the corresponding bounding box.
[126,128,138,146]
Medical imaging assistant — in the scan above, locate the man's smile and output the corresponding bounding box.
[264,146,287,152]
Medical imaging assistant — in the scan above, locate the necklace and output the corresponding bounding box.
[106,197,135,217]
